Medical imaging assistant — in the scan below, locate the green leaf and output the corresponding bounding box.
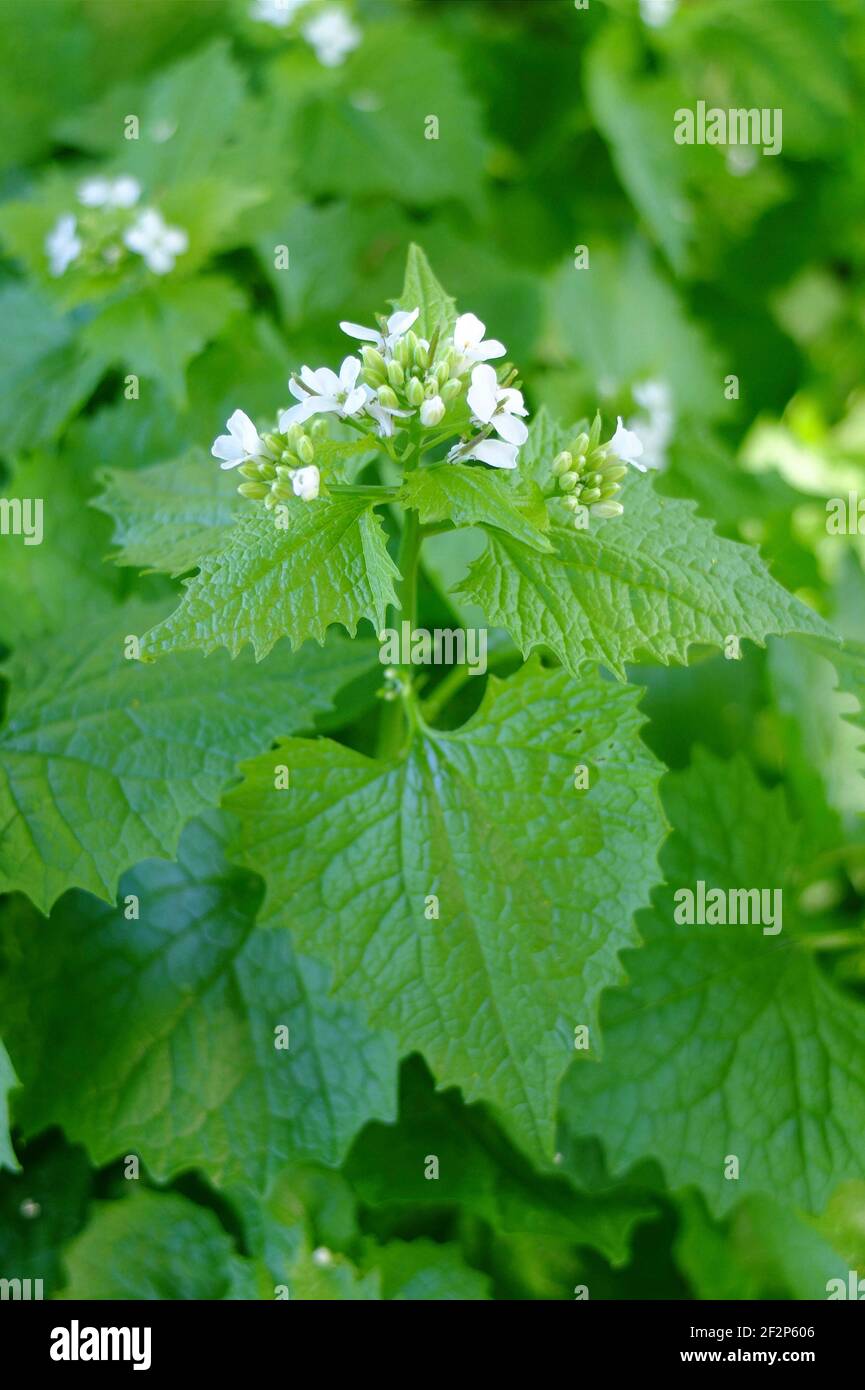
[0,815,396,1186]
[0,453,121,647]
[559,750,865,1215]
[92,447,244,576]
[0,1041,19,1173]
[0,607,377,912]
[227,659,666,1158]
[457,468,834,679]
[80,276,245,408]
[393,243,457,341]
[363,1239,491,1300]
[345,1057,656,1268]
[59,1189,257,1300]
[399,463,552,553]
[295,25,488,209]
[142,494,400,661]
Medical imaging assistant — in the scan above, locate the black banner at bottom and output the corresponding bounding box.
[1,1297,861,1375]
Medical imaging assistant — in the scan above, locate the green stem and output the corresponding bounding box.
[421,643,514,723]
[376,504,421,757]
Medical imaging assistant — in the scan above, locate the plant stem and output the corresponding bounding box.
[376,504,421,757]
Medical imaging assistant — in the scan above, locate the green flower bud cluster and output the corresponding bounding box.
[551,416,627,524]
[235,418,327,508]
[359,328,463,422]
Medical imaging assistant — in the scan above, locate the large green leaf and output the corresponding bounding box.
[0,816,396,1187]
[227,659,666,1158]
[142,494,400,660]
[92,447,243,576]
[560,750,865,1215]
[457,468,834,679]
[0,608,376,911]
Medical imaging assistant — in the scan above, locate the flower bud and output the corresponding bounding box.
[441,377,463,402]
[592,500,624,518]
[559,471,579,492]
[588,412,602,450]
[420,395,445,427]
[562,495,581,512]
[552,451,573,476]
[377,384,400,410]
[263,432,283,456]
[237,481,269,499]
[581,487,602,503]
[601,463,627,484]
[310,417,329,440]
[394,335,412,368]
[405,376,425,408]
[238,461,262,479]
[387,359,405,389]
[360,346,387,382]
[297,435,315,465]
[286,424,305,452]
[258,461,277,480]
[271,481,295,502]
[415,342,430,370]
[276,464,293,479]
[572,433,589,455]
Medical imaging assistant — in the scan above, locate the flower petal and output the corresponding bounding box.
[493,411,529,445]
[466,438,519,469]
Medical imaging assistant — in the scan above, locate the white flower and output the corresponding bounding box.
[123,208,189,274]
[608,416,647,471]
[639,0,678,27]
[420,395,445,428]
[77,175,141,209]
[303,6,361,66]
[45,214,82,276]
[453,312,506,372]
[449,438,519,470]
[280,356,366,425]
[340,307,419,354]
[292,464,320,500]
[466,363,528,446]
[250,0,310,26]
[212,410,270,470]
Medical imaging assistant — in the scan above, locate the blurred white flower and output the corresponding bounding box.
[629,379,674,471]
[466,363,528,445]
[212,410,270,470]
[45,214,82,276]
[453,312,506,373]
[303,7,361,66]
[639,0,678,28]
[292,464,320,500]
[340,307,419,353]
[77,175,141,209]
[280,356,367,424]
[608,416,647,471]
[123,208,189,274]
[251,0,310,26]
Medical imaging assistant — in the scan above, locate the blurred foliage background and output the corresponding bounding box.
[2,0,865,1300]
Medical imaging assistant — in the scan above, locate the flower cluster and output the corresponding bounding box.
[45,176,188,278]
[213,303,531,505]
[213,411,326,504]
[552,415,646,523]
[250,0,361,67]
